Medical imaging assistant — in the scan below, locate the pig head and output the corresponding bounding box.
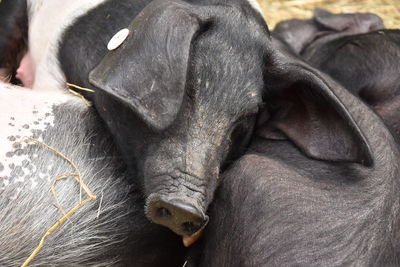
[88,0,372,237]
[273,8,384,55]
[89,0,264,236]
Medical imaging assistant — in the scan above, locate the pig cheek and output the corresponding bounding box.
[15,52,35,88]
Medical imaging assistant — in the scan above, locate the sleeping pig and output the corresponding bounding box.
[185,36,400,266]
[274,10,400,137]
[24,0,274,236]
[303,30,400,137]
[6,1,388,242]
[272,8,384,55]
[0,83,186,266]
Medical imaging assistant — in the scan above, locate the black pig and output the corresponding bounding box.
[273,10,400,136]
[273,8,384,55]
[303,30,400,137]
[185,49,400,266]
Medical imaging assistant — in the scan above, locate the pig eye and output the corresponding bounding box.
[230,108,259,146]
[221,115,256,171]
[231,115,256,144]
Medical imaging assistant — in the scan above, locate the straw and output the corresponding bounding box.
[13,137,96,267]
[258,0,399,29]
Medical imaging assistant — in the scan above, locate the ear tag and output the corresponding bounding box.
[107,28,130,51]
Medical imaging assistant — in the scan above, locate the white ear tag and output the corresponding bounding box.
[107,28,130,51]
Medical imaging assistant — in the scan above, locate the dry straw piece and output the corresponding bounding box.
[258,0,399,29]
[66,82,95,107]
[68,89,92,107]
[66,82,95,93]
[14,137,97,267]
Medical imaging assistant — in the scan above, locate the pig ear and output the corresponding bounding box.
[314,8,385,32]
[259,60,373,166]
[89,0,200,130]
[273,19,320,54]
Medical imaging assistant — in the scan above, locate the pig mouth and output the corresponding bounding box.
[144,176,209,236]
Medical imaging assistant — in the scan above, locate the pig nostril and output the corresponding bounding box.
[156,207,171,217]
[146,195,207,236]
[182,221,197,233]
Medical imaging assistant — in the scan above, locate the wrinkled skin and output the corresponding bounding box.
[185,47,400,266]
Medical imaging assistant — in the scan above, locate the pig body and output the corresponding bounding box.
[27,0,111,91]
[190,135,400,266]
[0,84,185,266]
[186,64,400,266]
[189,15,400,266]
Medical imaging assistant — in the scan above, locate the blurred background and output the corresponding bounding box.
[257,0,399,29]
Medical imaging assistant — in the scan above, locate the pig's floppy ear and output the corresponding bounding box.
[313,8,384,32]
[260,59,373,166]
[89,0,200,130]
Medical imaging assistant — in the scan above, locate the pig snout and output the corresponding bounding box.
[15,51,34,88]
[141,138,221,236]
[146,192,209,236]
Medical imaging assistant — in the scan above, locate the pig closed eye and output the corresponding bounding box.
[231,115,256,138]
[232,105,259,136]
[222,115,256,170]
